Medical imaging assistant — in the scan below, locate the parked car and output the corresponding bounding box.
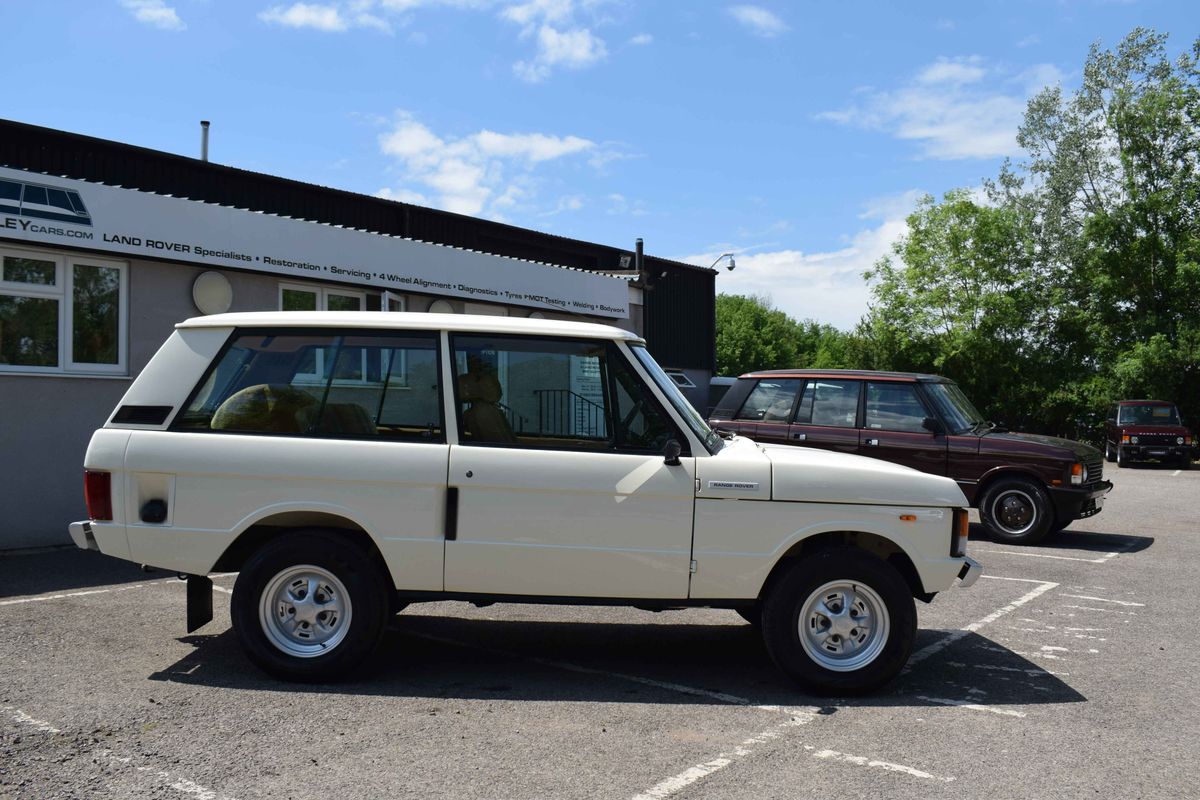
[1104,400,1194,468]
[709,369,1113,545]
[69,313,980,695]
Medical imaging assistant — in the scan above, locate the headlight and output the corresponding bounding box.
[1178,437,1185,445]
[1131,436,1139,444]
[1070,462,1087,485]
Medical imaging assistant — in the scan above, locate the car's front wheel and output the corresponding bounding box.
[1104,441,1116,463]
[979,476,1053,544]
[761,550,915,695]
[232,529,389,681]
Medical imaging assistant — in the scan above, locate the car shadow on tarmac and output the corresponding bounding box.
[148,613,1084,711]
[0,548,152,598]
[967,523,1154,554]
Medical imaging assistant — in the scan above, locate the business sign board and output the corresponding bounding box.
[0,167,629,319]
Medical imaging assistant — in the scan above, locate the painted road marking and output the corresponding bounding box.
[0,585,151,606]
[1062,604,1139,616]
[810,748,955,782]
[1059,594,1144,607]
[631,717,812,800]
[1173,470,1181,476]
[916,696,1027,718]
[3,705,237,800]
[906,577,1059,669]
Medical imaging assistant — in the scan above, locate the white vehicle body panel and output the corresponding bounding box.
[75,311,978,604]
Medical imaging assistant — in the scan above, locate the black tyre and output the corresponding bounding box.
[232,529,389,681]
[1116,446,1129,468]
[979,476,1054,545]
[761,549,916,695]
[1104,441,1116,463]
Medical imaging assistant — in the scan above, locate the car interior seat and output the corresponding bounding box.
[211,384,318,433]
[459,370,517,443]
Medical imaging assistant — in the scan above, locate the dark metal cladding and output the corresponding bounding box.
[0,118,716,370]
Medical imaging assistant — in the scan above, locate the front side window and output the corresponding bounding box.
[452,335,681,453]
[805,379,860,428]
[175,329,442,440]
[736,379,802,422]
[865,381,931,433]
[923,381,985,434]
[0,247,126,374]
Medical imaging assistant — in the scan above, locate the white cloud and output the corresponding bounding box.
[513,24,608,81]
[726,5,788,38]
[677,191,922,330]
[376,112,596,216]
[628,32,652,46]
[260,3,351,31]
[1016,33,1040,48]
[818,56,1063,160]
[120,0,185,31]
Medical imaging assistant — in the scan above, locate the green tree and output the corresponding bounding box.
[714,294,856,376]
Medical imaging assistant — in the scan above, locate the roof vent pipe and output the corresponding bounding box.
[200,120,210,162]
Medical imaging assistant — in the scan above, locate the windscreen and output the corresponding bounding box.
[630,344,721,454]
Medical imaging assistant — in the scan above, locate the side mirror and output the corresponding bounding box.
[663,439,682,466]
[922,417,945,435]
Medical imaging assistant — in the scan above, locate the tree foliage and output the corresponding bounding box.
[715,293,855,376]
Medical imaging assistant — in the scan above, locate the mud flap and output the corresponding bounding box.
[186,575,213,633]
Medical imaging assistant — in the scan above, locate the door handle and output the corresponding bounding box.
[792,432,806,440]
[865,438,879,446]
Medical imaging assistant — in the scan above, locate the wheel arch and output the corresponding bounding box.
[760,531,931,604]
[212,509,389,583]
[976,467,1051,506]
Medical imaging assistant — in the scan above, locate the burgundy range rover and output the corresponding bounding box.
[1104,400,1194,468]
[710,370,1113,545]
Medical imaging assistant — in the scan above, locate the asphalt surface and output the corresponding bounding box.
[2,462,1198,799]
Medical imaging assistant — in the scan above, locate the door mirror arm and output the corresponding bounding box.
[663,439,682,466]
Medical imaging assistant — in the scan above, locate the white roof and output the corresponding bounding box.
[177,311,644,342]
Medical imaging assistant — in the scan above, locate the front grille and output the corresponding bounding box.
[1085,453,1104,484]
[1134,433,1177,446]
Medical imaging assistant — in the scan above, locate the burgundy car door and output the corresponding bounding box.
[788,379,862,454]
[858,381,947,475]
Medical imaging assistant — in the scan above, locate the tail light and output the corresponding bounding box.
[84,470,112,521]
[952,508,969,557]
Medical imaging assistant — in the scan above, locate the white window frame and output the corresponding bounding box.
[279,282,368,383]
[0,245,127,376]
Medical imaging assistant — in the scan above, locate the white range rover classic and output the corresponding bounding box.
[70,312,980,694]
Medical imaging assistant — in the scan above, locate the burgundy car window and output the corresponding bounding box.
[865,382,929,433]
[807,380,859,428]
[736,379,802,422]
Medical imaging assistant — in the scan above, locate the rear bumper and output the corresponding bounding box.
[1048,480,1113,522]
[68,520,99,551]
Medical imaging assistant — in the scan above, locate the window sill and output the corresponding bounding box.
[0,370,132,380]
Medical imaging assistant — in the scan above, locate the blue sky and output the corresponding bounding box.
[4,1,1195,328]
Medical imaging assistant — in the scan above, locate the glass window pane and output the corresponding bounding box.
[735,379,802,421]
[865,382,929,432]
[608,346,677,452]
[3,256,56,286]
[808,380,860,428]
[281,288,318,311]
[0,180,20,202]
[0,295,59,367]
[326,293,362,312]
[452,334,609,447]
[22,185,47,205]
[320,335,442,440]
[72,263,121,365]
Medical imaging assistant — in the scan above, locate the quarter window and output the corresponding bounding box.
[736,379,802,422]
[175,330,443,441]
[0,247,127,374]
[865,382,930,433]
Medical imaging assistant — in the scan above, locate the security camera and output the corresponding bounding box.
[726,257,736,272]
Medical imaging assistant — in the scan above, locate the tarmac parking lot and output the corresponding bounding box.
[2,463,1198,800]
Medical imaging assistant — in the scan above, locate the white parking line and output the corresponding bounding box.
[974,549,1120,564]
[631,717,812,800]
[0,585,151,606]
[1059,594,1144,607]
[916,696,1027,718]
[906,578,1059,669]
[1062,604,1139,616]
[810,747,955,782]
[1173,470,1181,476]
[3,705,238,800]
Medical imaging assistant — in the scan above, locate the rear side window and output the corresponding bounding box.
[805,379,860,428]
[865,381,929,432]
[174,329,443,441]
[736,379,802,422]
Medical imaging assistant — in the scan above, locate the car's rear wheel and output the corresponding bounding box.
[232,529,388,681]
[979,477,1053,544]
[761,550,915,695]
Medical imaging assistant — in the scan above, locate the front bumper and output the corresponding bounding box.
[1048,480,1113,522]
[1122,445,1191,461]
[956,556,982,588]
